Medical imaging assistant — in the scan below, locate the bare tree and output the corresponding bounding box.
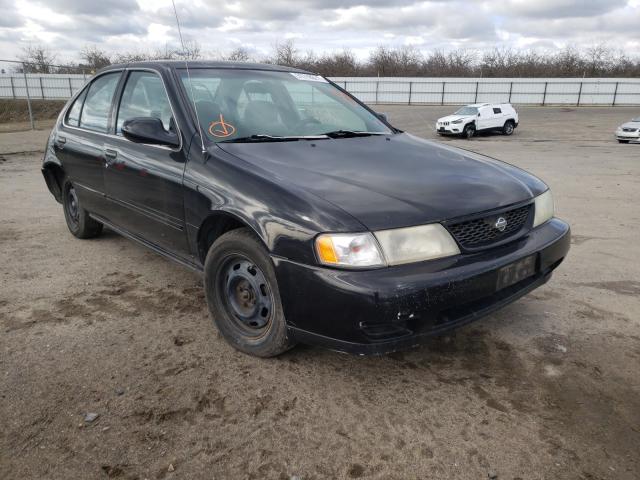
[80,45,111,72]
[18,45,57,73]
[225,47,251,62]
[270,39,301,67]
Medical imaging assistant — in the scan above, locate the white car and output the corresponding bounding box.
[436,103,519,139]
[615,116,640,144]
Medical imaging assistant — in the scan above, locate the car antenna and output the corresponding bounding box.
[171,0,206,154]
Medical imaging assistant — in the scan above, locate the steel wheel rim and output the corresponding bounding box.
[505,124,513,134]
[67,186,80,226]
[219,255,274,337]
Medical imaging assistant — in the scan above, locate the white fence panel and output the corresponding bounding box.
[1,73,639,105]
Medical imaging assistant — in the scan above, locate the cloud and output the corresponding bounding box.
[0,0,637,62]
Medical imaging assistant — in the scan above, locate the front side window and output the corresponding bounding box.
[179,69,391,142]
[116,71,174,135]
[79,72,121,133]
[455,106,478,116]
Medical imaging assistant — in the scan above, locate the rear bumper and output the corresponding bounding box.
[274,218,570,355]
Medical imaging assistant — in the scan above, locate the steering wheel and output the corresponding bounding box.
[297,117,322,129]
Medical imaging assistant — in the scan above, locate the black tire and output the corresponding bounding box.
[62,179,103,239]
[502,120,515,136]
[463,124,475,139]
[204,227,295,357]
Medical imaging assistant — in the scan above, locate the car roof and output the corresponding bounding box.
[97,60,313,75]
[466,103,513,108]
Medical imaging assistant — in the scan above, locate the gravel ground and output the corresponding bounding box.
[1,106,639,480]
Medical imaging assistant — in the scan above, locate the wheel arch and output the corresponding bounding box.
[196,210,265,265]
[42,161,65,203]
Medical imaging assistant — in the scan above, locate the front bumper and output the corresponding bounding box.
[615,131,640,143]
[274,218,570,355]
[436,124,465,135]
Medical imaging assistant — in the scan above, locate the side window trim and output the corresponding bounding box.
[61,68,181,152]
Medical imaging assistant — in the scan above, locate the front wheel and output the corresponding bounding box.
[463,124,475,139]
[62,180,103,239]
[204,228,296,357]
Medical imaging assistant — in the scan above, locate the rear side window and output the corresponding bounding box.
[493,107,502,114]
[79,72,121,133]
[65,89,87,127]
[116,71,173,134]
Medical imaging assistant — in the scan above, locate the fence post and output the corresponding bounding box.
[508,82,513,103]
[577,82,583,107]
[9,76,15,99]
[408,81,412,105]
[22,66,35,130]
[612,82,619,106]
[375,81,379,104]
[68,77,73,97]
[542,81,548,106]
[441,81,445,105]
[39,76,45,99]
[474,81,479,103]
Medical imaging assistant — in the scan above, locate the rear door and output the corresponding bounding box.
[55,71,122,214]
[476,106,494,130]
[102,69,190,257]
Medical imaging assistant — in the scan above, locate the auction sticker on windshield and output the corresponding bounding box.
[290,73,328,82]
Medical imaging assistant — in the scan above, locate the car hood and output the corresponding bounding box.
[438,114,474,123]
[216,133,546,231]
[618,121,640,130]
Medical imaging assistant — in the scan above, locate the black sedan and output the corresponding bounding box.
[42,61,570,357]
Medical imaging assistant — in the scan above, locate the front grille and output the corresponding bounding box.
[446,204,532,249]
[622,128,638,132]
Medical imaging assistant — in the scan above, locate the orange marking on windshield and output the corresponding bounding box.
[209,114,236,138]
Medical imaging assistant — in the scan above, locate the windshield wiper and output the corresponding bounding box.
[321,130,389,138]
[220,134,328,143]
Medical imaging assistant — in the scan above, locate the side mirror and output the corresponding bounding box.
[122,117,179,148]
[377,112,388,123]
[477,113,481,117]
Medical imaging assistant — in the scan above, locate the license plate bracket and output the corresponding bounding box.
[496,254,537,291]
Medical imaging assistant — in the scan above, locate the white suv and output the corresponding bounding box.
[436,103,519,139]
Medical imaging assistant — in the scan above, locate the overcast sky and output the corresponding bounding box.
[1,0,639,63]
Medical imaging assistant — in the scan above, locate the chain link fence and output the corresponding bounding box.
[0,59,90,132]
[2,59,639,133]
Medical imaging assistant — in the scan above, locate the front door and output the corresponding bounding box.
[103,70,190,257]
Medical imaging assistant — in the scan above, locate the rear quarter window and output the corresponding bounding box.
[493,107,502,114]
[65,89,87,127]
[79,72,121,133]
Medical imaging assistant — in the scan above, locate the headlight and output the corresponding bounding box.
[315,233,385,268]
[533,189,554,228]
[452,119,463,124]
[375,223,460,266]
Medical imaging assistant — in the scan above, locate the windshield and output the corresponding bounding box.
[178,69,391,142]
[454,106,479,116]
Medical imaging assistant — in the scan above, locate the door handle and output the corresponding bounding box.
[55,135,66,147]
[104,149,118,166]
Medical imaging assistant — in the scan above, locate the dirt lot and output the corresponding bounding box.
[1,107,639,480]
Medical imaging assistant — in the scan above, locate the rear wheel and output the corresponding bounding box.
[204,228,295,357]
[62,180,103,239]
[463,124,475,139]
[502,120,515,136]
